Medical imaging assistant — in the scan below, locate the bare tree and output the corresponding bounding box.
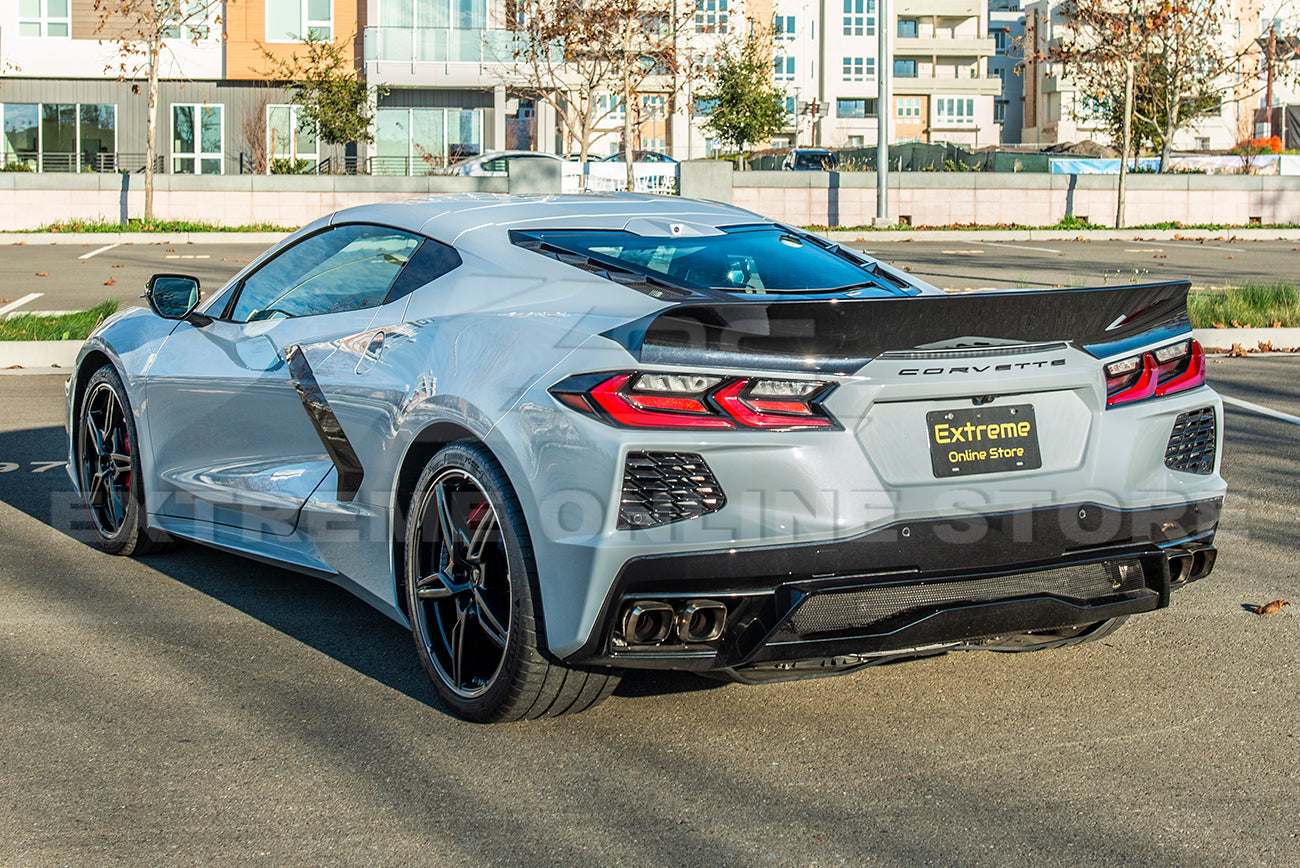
[501,0,698,188]
[241,87,271,175]
[94,0,224,220]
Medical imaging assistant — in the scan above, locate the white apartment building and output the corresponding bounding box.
[764,0,1002,150]
[1020,0,1266,150]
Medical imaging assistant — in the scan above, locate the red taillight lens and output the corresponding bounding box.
[1105,340,1206,407]
[553,372,836,430]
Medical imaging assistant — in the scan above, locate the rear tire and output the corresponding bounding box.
[76,365,171,556]
[404,441,620,722]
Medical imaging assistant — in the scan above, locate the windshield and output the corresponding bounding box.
[513,225,891,294]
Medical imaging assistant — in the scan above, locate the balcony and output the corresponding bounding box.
[893,75,1003,96]
[363,26,529,66]
[896,0,983,17]
[894,36,997,57]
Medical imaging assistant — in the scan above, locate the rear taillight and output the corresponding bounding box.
[1105,340,1205,407]
[551,372,836,430]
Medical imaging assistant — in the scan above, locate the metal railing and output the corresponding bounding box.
[364,26,532,65]
[1,151,162,173]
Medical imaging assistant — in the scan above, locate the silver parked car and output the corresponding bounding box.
[446,150,563,176]
[67,194,1225,722]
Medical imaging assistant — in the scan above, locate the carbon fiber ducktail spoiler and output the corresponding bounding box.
[602,281,1193,374]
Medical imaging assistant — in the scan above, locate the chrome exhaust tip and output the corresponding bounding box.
[622,601,675,646]
[1168,553,1195,585]
[1190,547,1217,580]
[677,600,727,643]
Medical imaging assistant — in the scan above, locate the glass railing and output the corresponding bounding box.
[364,27,547,64]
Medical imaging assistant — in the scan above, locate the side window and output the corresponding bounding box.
[383,238,462,304]
[228,224,423,323]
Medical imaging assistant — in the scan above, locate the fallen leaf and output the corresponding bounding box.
[1154,254,1167,259]
[1231,320,1242,327]
[35,272,48,277]
[1272,321,1282,328]
[1229,343,1248,357]
[1212,322,1227,328]
[2,365,22,370]
[166,248,177,252]
[111,263,123,268]
[1252,600,1289,615]
[1224,255,1235,259]
[1258,340,1274,352]
[0,299,8,304]
[103,278,117,286]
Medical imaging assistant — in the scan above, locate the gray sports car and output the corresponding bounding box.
[66,194,1225,722]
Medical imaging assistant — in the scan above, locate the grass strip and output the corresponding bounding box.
[1189,283,1300,328]
[0,300,120,341]
[29,217,295,233]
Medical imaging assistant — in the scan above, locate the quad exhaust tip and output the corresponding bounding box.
[1168,545,1217,586]
[621,599,729,647]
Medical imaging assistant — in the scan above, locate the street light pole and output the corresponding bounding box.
[875,0,892,225]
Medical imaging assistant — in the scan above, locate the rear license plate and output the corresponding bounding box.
[927,404,1042,477]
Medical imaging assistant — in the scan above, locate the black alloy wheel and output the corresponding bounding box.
[404,442,619,722]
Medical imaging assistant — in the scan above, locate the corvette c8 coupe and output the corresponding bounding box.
[67,194,1225,721]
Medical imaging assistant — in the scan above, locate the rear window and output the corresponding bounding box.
[512,225,901,296]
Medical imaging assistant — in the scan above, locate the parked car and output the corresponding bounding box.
[68,194,1224,722]
[599,151,678,163]
[446,150,564,176]
[783,148,840,171]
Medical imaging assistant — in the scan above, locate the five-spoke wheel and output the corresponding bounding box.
[405,442,619,722]
[76,366,167,556]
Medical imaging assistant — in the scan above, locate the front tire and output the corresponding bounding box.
[404,441,619,722]
[76,365,169,556]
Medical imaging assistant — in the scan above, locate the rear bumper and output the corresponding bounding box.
[564,497,1221,671]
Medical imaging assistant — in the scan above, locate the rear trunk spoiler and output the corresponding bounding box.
[602,281,1192,374]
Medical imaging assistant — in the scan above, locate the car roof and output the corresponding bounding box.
[328,194,767,249]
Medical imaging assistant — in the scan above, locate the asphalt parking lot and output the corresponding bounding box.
[1,234,1299,315]
[1,354,1297,865]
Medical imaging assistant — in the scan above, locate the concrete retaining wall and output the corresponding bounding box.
[5,165,1300,229]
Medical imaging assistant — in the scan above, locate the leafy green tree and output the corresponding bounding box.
[260,33,376,147]
[695,23,786,167]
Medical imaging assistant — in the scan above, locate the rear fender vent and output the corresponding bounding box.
[1165,407,1216,475]
[618,451,726,530]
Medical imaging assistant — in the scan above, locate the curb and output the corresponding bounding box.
[823,228,1300,243]
[1194,328,1300,352]
[0,339,81,371]
[1,232,290,246]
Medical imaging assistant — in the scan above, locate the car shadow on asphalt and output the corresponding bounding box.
[0,424,723,715]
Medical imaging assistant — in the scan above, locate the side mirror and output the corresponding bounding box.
[145,274,210,325]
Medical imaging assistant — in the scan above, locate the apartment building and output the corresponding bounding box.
[2,0,1008,174]
[1020,0,1265,150]
[767,0,1001,150]
[0,0,369,174]
[987,0,1023,144]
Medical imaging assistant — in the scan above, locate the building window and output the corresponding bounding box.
[894,59,918,78]
[775,15,796,38]
[597,94,625,121]
[933,97,975,122]
[172,104,224,175]
[785,96,797,120]
[842,57,874,81]
[897,18,917,38]
[896,97,922,119]
[991,28,1009,53]
[18,0,70,37]
[375,107,484,174]
[268,105,318,168]
[694,97,718,117]
[836,98,878,118]
[994,100,1007,124]
[163,0,212,39]
[775,56,795,82]
[268,0,333,42]
[1195,136,1210,150]
[842,0,875,36]
[695,0,728,33]
[2,102,116,172]
[847,135,864,146]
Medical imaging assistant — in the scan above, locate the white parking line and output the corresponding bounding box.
[1221,395,1300,425]
[0,293,44,316]
[958,240,1062,254]
[78,243,120,260]
[1157,241,1239,253]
